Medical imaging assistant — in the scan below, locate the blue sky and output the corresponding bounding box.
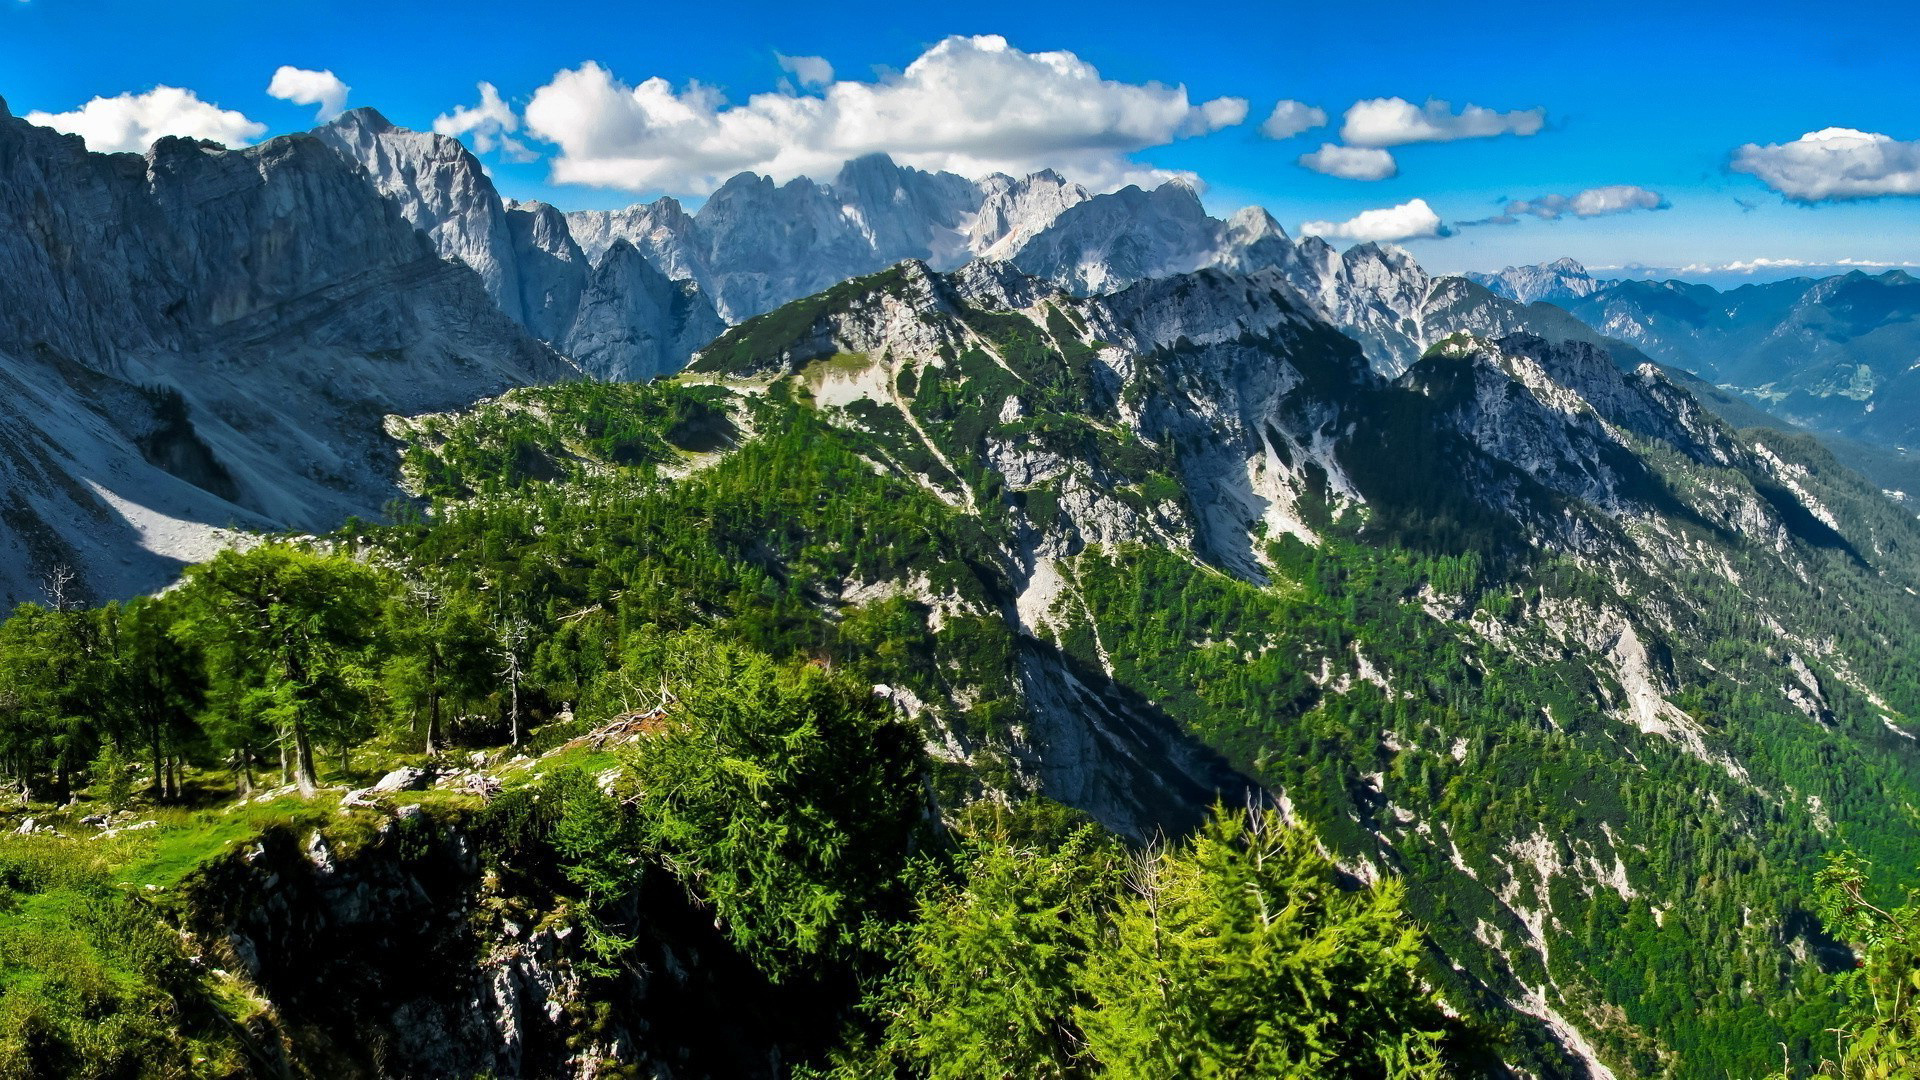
[2,0,1917,280]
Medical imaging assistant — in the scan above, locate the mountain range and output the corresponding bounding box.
[7,96,1916,611]
[7,90,1920,1076]
[377,253,1920,1076]
[1472,258,1920,492]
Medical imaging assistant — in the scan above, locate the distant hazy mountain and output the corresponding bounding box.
[1465,257,1605,305]
[1544,268,1920,491]
[564,156,1091,321]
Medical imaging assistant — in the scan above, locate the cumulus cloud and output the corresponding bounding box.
[776,53,834,88]
[1300,198,1449,243]
[520,35,1249,194]
[267,66,350,122]
[434,82,537,162]
[1340,97,1545,148]
[1732,127,1920,200]
[24,86,266,153]
[1297,142,1397,181]
[1260,99,1326,140]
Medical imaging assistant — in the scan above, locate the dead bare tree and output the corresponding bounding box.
[495,616,530,746]
[40,565,76,612]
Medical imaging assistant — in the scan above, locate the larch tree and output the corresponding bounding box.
[173,545,385,796]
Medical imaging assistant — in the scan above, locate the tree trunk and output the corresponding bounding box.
[291,720,318,797]
[509,677,521,747]
[425,645,442,757]
[149,729,165,799]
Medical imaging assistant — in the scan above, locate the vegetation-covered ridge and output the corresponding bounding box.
[8,259,1920,1076]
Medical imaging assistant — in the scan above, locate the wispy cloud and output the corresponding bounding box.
[434,82,537,162]
[1598,257,1920,278]
[1460,184,1668,226]
[775,53,834,89]
[1260,100,1326,140]
[1297,143,1397,181]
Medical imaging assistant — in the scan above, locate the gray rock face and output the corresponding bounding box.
[312,108,524,321]
[969,169,1090,259]
[565,160,1089,322]
[504,201,589,344]
[0,101,574,606]
[1004,180,1227,294]
[563,241,728,382]
[313,112,725,382]
[303,111,1658,394]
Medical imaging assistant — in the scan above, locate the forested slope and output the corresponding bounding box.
[7,260,1920,1076]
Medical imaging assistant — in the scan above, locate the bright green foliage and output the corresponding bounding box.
[0,835,211,1079]
[0,603,104,801]
[1076,807,1454,1079]
[1791,852,1920,1077]
[171,545,386,794]
[875,825,1125,1079]
[88,742,134,812]
[382,575,497,754]
[620,631,924,979]
[94,597,203,801]
[856,806,1465,1079]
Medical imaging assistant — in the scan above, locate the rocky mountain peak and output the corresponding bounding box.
[0,100,574,603]
[311,109,520,318]
[1227,205,1288,243]
[1465,257,1605,305]
[833,151,906,191]
[329,106,399,136]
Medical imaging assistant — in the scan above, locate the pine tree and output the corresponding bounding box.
[1076,806,1456,1078]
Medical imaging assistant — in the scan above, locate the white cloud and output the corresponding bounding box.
[1300,198,1448,243]
[434,82,538,163]
[776,53,834,89]
[520,35,1249,194]
[1503,184,1668,220]
[1297,143,1397,181]
[24,86,266,154]
[267,66,350,122]
[1260,99,1326,140]
[1732,127,1920,201]
[1340,97,1545,148]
